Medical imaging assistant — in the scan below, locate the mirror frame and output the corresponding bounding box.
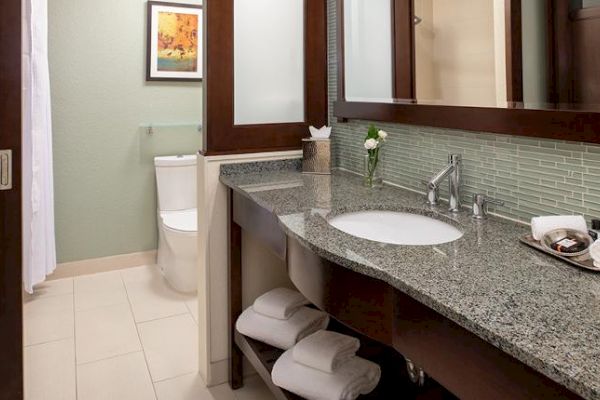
[333,0,600,145]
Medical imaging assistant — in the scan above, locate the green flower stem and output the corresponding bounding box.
[366,147,380,187]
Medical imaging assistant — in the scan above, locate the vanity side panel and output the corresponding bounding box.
[287,236,395,345]
[392,290,582,400]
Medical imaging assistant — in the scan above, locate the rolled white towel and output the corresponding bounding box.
[253,288,310,320]
[531,215,587,241]
[272,348,381,400]
[590,239,600,268]
[293,330,360,373]
[236,306,329,350]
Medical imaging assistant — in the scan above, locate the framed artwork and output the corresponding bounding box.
[146,1,203,81]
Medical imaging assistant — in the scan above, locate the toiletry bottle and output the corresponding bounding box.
[590,219,600,241]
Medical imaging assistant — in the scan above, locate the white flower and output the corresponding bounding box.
[378,130,388,140]
[364,138,378,150]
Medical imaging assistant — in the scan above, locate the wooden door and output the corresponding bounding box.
[0,0,24,398]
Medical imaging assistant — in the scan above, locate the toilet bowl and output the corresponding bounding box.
[155,155,198,293]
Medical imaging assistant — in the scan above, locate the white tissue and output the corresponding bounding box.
[590,239,600,268]
[309,126,332,139]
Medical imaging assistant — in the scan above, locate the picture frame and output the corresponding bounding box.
[146,1,203,81]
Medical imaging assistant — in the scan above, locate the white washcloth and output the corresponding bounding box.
[590,239,600,268]
[253,288,310,320]
[531,215,587,241]
[272,348,381,400]
[236,306,329,350]
[293,330,360,373]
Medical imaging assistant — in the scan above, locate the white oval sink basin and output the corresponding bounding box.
[328,211,463,246]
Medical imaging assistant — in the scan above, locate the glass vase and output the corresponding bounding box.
[364,149,383,188]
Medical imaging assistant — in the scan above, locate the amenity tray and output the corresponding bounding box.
[519,234,600,272]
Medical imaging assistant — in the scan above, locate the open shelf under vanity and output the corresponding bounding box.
[234,318,457,400]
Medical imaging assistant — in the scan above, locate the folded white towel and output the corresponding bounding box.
[590,239,600,268]
[236,306,329,350]
[293,330,360,373]
[253,288,310,320]
[531,215,587,241]
[272,348,381,400]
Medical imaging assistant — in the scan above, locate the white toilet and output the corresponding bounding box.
[154,155,198,293]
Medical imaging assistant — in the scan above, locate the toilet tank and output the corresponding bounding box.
[154,155,197,211]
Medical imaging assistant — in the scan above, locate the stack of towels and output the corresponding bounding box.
[236,287,330,350]
[236,288,381,399]
[272,330,381,400]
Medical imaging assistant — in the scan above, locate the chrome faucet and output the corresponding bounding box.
[425,154,462,213]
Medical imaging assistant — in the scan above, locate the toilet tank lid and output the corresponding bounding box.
[154,155,197,167]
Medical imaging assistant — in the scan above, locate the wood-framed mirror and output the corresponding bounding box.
[334,0,600,144]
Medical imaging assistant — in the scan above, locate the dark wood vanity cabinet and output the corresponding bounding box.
[228,190,583,400]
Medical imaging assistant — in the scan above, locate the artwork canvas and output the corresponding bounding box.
[147,2,203,81]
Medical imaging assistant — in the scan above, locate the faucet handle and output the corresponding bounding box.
[422,180,439,206]
[472,193,504,220]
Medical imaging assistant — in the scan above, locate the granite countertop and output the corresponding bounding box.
[220,159,600,400]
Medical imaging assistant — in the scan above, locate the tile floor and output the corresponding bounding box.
[24,264,275,400]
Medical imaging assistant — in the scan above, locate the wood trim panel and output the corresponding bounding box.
[505,0,523,104]
[334,101,600,144]
[229,192,244,389]
[336,0,346,121]
[551,0,573,105]
[392,0,415,100]
[204,0,327,155]
[0,0,23,397]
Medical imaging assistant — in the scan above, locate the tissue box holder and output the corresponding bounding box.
[302,138,331,175]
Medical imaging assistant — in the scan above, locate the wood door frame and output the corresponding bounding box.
[203,0,328,156]
[0,0,23,397]
[505,0,523,105]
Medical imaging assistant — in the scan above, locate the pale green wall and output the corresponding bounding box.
[49,0,203,263]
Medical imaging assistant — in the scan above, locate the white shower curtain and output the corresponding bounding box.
[22,0,57,293]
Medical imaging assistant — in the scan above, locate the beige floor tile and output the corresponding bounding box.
[123,265,192,323]
[154,372,236,400]
[74,271,128,311]
[28,278,73,299]
[138,314,198,382]
[23,293,74,346]
[186,299,199,323]
[120,265,159,284]
[77,352,155,400]
[209,384,238,400]
[24,338,76,400]
[233,376,276,400]
[75,303,141,364]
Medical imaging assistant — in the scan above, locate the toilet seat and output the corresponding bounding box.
[160,209,197,233]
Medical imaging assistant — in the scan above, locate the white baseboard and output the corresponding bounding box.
[49,250,157,280]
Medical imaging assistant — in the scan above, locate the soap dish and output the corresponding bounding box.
[540,229,593,258]
[519,234,600,272]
